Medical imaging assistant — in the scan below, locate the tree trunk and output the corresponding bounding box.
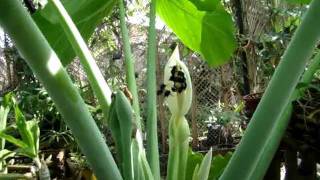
[231,0,250,95]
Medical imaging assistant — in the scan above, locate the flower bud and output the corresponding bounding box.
[164,46,192,117]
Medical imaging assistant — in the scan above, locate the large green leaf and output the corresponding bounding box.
[0,149,15,161]
[0,131,28,149]
[208,152,232,180]
[186,150,232,180]
[13,105,40,158]
[115,91,133,180]
[26,120,40,156]
[14,104,34,149]
[157,0,236,66]
[0,96,40,159]
[186,149,203,180]
[194,149,212,180]
[32,0,116,65]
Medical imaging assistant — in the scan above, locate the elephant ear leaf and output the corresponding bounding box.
[157,0,236,66]
[32,0,116,66]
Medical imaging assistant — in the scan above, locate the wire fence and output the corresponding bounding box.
[0,26,244,153]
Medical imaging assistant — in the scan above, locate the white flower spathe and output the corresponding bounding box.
[163,46,192,117]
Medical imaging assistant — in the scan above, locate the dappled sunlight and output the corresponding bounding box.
[47,52,62,76]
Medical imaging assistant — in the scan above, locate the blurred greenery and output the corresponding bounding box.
[186,149,232,180]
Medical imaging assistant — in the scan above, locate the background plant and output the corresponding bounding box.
[0,93,52,178]
[0,0,318,179]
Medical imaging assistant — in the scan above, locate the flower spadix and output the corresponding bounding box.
[164,46,192,117]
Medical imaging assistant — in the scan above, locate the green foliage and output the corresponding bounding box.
[131,139,154,180]
[0,93,12,150]
[32,0,116,65]
[192,149,212,180]
[6,0,313,179]
[188,0,221,11]
[211,107,243,126]
[49,0,114,123]
[157,0,236,66]
[12,85,80,150]
[0,93,13,171]
[18,88,54,117]
[0,149,15,164]
[209,152,232,179]
[108,91,133,180]
[0,1,122,178]
[108,91,154,180]
[186,150,232,180]
[286,0,311,4]
[252,3,307,88]
[0,96,40,159]
[220,0,320,179]
[14,106,39,158]
[186,150,203,180]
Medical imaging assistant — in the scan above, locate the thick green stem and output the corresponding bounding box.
[0,1,122,179]
[167,116,190,180]
[220,0,320,179]
[118,0,142,129]
[49,0,112,121]
[255,51,320,180]
[167,118,179,180]
[145,0,160,179]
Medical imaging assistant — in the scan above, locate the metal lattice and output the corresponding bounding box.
[0,24,243,152]
[186,56,242,150]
